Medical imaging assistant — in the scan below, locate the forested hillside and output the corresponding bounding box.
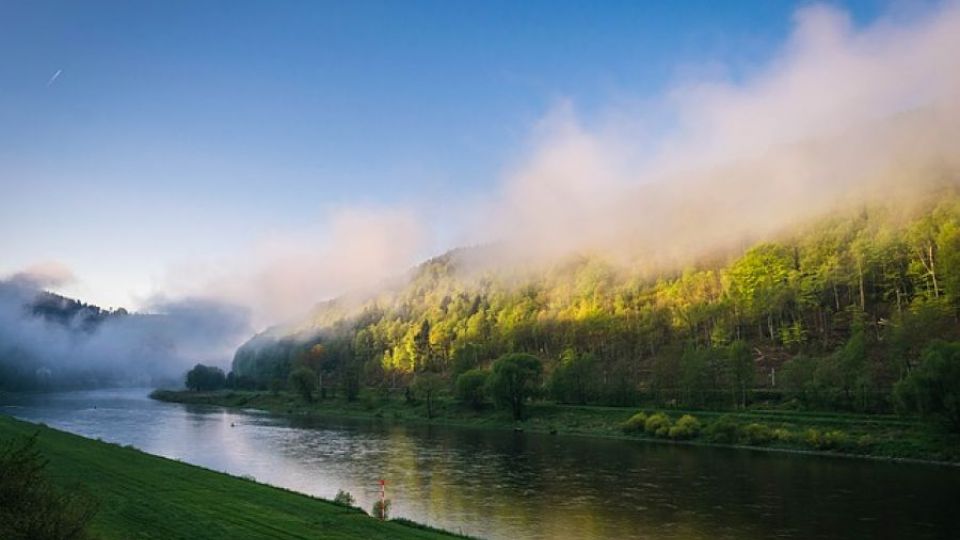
[232,186,960,415]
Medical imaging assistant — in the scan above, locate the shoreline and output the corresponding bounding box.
[151,389,960,467]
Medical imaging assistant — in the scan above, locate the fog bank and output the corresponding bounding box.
[0,266,251,389]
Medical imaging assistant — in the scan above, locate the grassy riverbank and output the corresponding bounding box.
[152,389,960,464]
[0,414,465,540]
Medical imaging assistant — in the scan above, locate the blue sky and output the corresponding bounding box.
[0,1,900,310]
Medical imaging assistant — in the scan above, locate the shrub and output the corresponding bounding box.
[0,433,99,540]
[621,411,648,433]
[644,412,671,437]
[740,423,773,445]
[803,428,849,450]
[705,415,739,443]
[772,428,793,443]
[333,489,355,507]
[668,414,701,440]
[372,498,392,520]
[820,430,849,450]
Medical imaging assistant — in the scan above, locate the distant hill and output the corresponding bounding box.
[0,284,133,390]
[29,290,127,330]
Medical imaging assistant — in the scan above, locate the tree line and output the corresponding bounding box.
[228,188,960,425]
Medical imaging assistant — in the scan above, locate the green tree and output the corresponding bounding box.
[455,369,488,410]
[725,341,754,409]
[341,359,362,402]
[814,316,869,410]
[413,320,433,371]
[450,343,481,378]
[487,353,543,420]
[288,366,318,402]
[185,364,226,391]
[333,489,355,507]
[781,355,818,407]
[895,340,960,432]
[548,349,598,404]
[889,298,953,377]
[725,244,795,340]
[679,347,711,408]
[411,372,445,419]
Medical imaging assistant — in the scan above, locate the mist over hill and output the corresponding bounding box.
[230,184,960,412]
[0,274,250,391]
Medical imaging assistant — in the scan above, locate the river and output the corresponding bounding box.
[1,388,957,539]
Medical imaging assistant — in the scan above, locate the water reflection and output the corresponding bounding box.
[2,389,957,540]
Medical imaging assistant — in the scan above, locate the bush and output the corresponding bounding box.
[821,430,849,450]
[740,423,773,445]
[704,415,739,443]
[668,414,701,440]
[621,411,648,433]
[803,428,848,450]
[333,489,355,507]
[0,433,99,540]
[372,498,392,520]
[857,435,876,449]
[644,412,672,437]
[772,428,794,443]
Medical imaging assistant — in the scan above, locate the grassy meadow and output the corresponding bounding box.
[0,414,464,540]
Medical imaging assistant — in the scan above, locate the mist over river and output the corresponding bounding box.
[1,388,957,540]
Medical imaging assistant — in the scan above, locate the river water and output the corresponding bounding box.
[1,388,957,539]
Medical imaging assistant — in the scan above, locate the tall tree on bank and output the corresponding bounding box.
[487,353,543,421]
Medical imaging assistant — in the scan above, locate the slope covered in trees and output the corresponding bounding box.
[232,187,960,418]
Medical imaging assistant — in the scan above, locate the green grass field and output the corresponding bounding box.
[0,415,462,540]
[152,389,960,464]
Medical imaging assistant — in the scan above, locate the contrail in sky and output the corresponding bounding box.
[46,69,62,87]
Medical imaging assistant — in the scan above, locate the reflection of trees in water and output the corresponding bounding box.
[372,424,959,540]
[208,413,959,540]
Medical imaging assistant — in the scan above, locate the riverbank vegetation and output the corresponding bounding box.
[151,388,960,464]
[0,415,465,539]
